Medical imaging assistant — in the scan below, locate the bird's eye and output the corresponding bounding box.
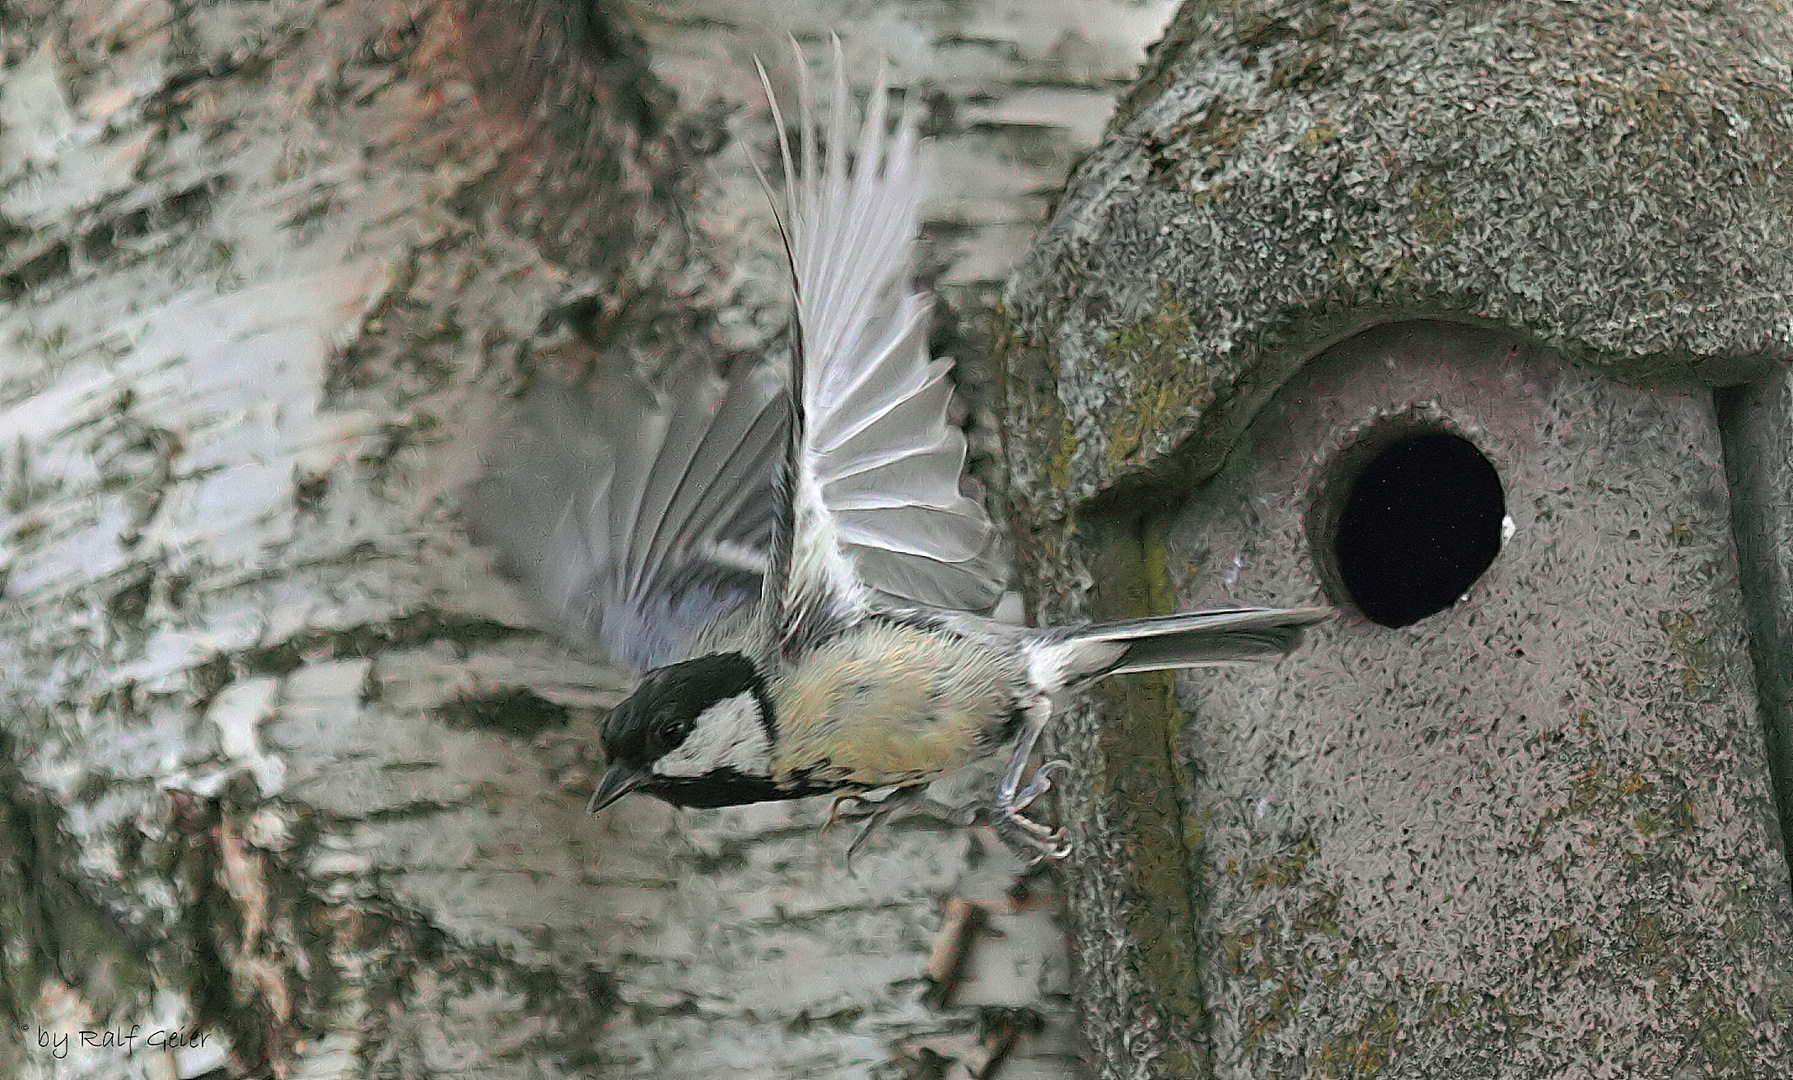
[649,713,690,755]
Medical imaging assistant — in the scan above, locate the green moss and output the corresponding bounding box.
[1222,846,1349,1062]
[991,307,1067,496]
[1624,908,1670,968]
[1101,286,1207,474]
[1418,981,1471,1026]
[1188,181,1229,213]
[1183,99,1266,164]
[1409,179,1459,246]
[1718,882,1766,946]
[1312,1002,1401,1078]
[1051,424,1076,493]
[1769,972,1793,1023]
[1246,832,1319,891]
[1657,609,1710,694]
[1301,120,1341,146]
[1031,318,1077,495]
[1568,760,1604,815]
[1083,519,1209,1074]
[1241,976,1302,1049]
[1692,980,1752,1079]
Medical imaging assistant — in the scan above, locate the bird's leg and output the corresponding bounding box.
[991,698,1071,861]
[838,785,929,872]
[1010,759,1068,812]
[825,793,858,830]
[828,700,1072,864]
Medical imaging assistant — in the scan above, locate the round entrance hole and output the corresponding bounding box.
[1318,426,1506,628]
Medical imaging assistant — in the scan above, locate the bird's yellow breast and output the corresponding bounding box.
[770,622,1023,790]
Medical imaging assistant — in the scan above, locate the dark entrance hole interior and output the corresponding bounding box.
[1329,430,1506,628]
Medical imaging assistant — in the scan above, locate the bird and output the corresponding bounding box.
[472,43,1330,861]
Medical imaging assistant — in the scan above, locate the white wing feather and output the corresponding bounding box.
[766,46,1004,617]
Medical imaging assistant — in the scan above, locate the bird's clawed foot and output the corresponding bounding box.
[830,787,929,872]
[1012,758,1067,812]
[827,759,1074,866]
[990,759,1071,862]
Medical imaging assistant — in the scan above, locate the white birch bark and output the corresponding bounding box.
[0,1,1170,1077]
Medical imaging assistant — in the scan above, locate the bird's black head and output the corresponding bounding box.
[590,652,784,811]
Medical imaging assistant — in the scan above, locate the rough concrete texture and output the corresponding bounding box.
[996,3,1793,1075]
[1005,0,1793,522]
[1166,321,1793,1077]
[0,0,1173,1077]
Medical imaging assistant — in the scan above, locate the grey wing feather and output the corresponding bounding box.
[763,44,1005,624]
[622,359,786,608]
[470,357,789,671]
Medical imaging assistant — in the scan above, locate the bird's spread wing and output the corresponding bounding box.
[471,355,790,671]
[475,50,1002,668]
[759,46,1005,651]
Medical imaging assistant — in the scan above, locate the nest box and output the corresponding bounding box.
[1003,2,1793,1075]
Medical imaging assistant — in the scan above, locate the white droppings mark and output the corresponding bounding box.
[244,807,293,852]
[307,849,374,877]
[205,677,287,796]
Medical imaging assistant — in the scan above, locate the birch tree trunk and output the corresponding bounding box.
[1,1,1172,1077]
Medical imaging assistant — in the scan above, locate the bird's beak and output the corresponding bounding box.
[588,763,650,813]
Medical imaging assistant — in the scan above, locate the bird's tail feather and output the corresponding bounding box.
[1047,606,1331,689]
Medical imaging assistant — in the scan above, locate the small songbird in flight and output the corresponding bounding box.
[476,44,1328,860]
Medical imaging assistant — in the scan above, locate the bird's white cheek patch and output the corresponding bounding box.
[652,692,773,777]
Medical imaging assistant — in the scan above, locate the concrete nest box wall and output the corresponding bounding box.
[1001,2,1793,1075]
